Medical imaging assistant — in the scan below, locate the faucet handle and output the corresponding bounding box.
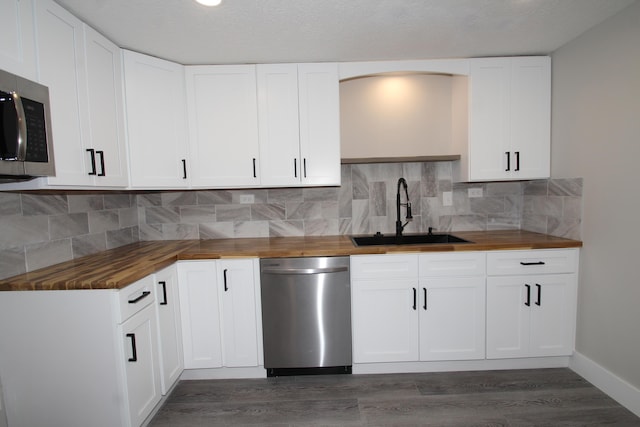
[406,202,413,221]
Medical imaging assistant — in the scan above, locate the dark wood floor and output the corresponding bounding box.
[149,368,640,426]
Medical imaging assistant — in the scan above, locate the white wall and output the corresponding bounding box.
[551,1,640,388]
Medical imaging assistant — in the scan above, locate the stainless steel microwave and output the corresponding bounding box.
[0,68,55,181]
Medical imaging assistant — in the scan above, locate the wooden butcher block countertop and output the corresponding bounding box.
[0,230,582,291]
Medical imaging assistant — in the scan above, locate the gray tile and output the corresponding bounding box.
[119,207,139,228]
[72,233,107,258]
[137,193,162,207]
[470,197,506,215]
[523,180,548,196]
[50,213,89,240]
[0,193,21,215]
[486,181,522,196]
[269,220,304,237]
[321,200,339,219]
[351,166,369,200]
[563,196,583,220]
[548,178,583,197]
[521,215,548,234]
[89,210,120,233]
[0,247,26,279]
[339,218,352,235]
[197,190,233,205]
[449,214,486,231]
[22,194,68,215]
[144,206,181,224]
[180,206,216,224]
[235,221,269,238]
[103,193,133,209]
[369,182,387,216]
[402,162,423,181]
[25,239,73,271]
[162,223,199,240]
[304,219,339,236]
[268,188,303,203]
[106,227,138,249]
[421,162,438,197]
[547,217,582,240]
[199,222,234,239]
[216,205,251,222]
[0,214,49,250]
[351,199,370,234]
[286,201,323,220]
[162,191,197,206]
[68,194,104,212]
[303,187,339,201]
[251,203,286,221]
[138,223,164,241]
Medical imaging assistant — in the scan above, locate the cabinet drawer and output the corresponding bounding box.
[487,249,578,276]
[419,252,486,277]
[351,254,418,279]
[114,275,155,323]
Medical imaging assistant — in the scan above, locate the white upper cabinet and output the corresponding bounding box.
[185,65,260,188]
[257,63,301,187]
[0,0,37,80]
[35,0,92,186]
[123,50,189,189]
[258,63,341,187]
[32,0,128,188]
[82,25,128,187]
[465,56,550,181]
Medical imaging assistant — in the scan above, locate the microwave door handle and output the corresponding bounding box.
[12,92,28,161]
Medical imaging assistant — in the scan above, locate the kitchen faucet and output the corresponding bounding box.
[395,178,413,237]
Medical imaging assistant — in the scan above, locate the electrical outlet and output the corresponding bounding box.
[442,191,453,206]
[468,187,483,198]
[239,194,255,204]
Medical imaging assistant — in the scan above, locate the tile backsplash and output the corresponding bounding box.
[0,162,582,279]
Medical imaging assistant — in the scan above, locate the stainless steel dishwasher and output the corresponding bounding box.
[260,256,352,376]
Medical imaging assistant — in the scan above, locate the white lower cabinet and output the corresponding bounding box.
[0,275,162,427]
[154,265,183,394]
[177,259,261,369]
[486,249,579,359]
[351,253,486,364]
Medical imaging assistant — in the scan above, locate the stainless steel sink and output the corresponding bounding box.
[351,233,472,246]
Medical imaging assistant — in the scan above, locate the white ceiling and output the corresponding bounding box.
[55,0,636,65]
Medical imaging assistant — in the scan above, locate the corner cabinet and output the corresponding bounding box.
[258,63,341,187]
[486,249,578,359]
[35,0,128,188]
[0,276,163,427]
[123,50,190,189]
[177,259,261,369]
[465,56,551,181]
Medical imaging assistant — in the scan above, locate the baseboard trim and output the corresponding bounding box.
[570,351,640,417]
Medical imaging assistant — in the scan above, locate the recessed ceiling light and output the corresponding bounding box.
[195,0,222,6]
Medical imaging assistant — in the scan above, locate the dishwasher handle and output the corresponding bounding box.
[261,266,349,275]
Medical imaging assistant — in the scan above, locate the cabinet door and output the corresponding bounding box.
[155,266,183,394]
[218,259,259,367]
[419,276,485,361]
[510,57,551,180]
[529,274,577,357]
[123,50,189,188]
[83,26,128,187]
[257,64,301,187]
[486,276,530,359]
[186,65,260,188]
[468,57,510,181]
[351,278,419,363]
[177,261,223,369]
[298,63,341,186]
[36,0,93,186]
[0,0,37,80]
[120,304,162,427]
